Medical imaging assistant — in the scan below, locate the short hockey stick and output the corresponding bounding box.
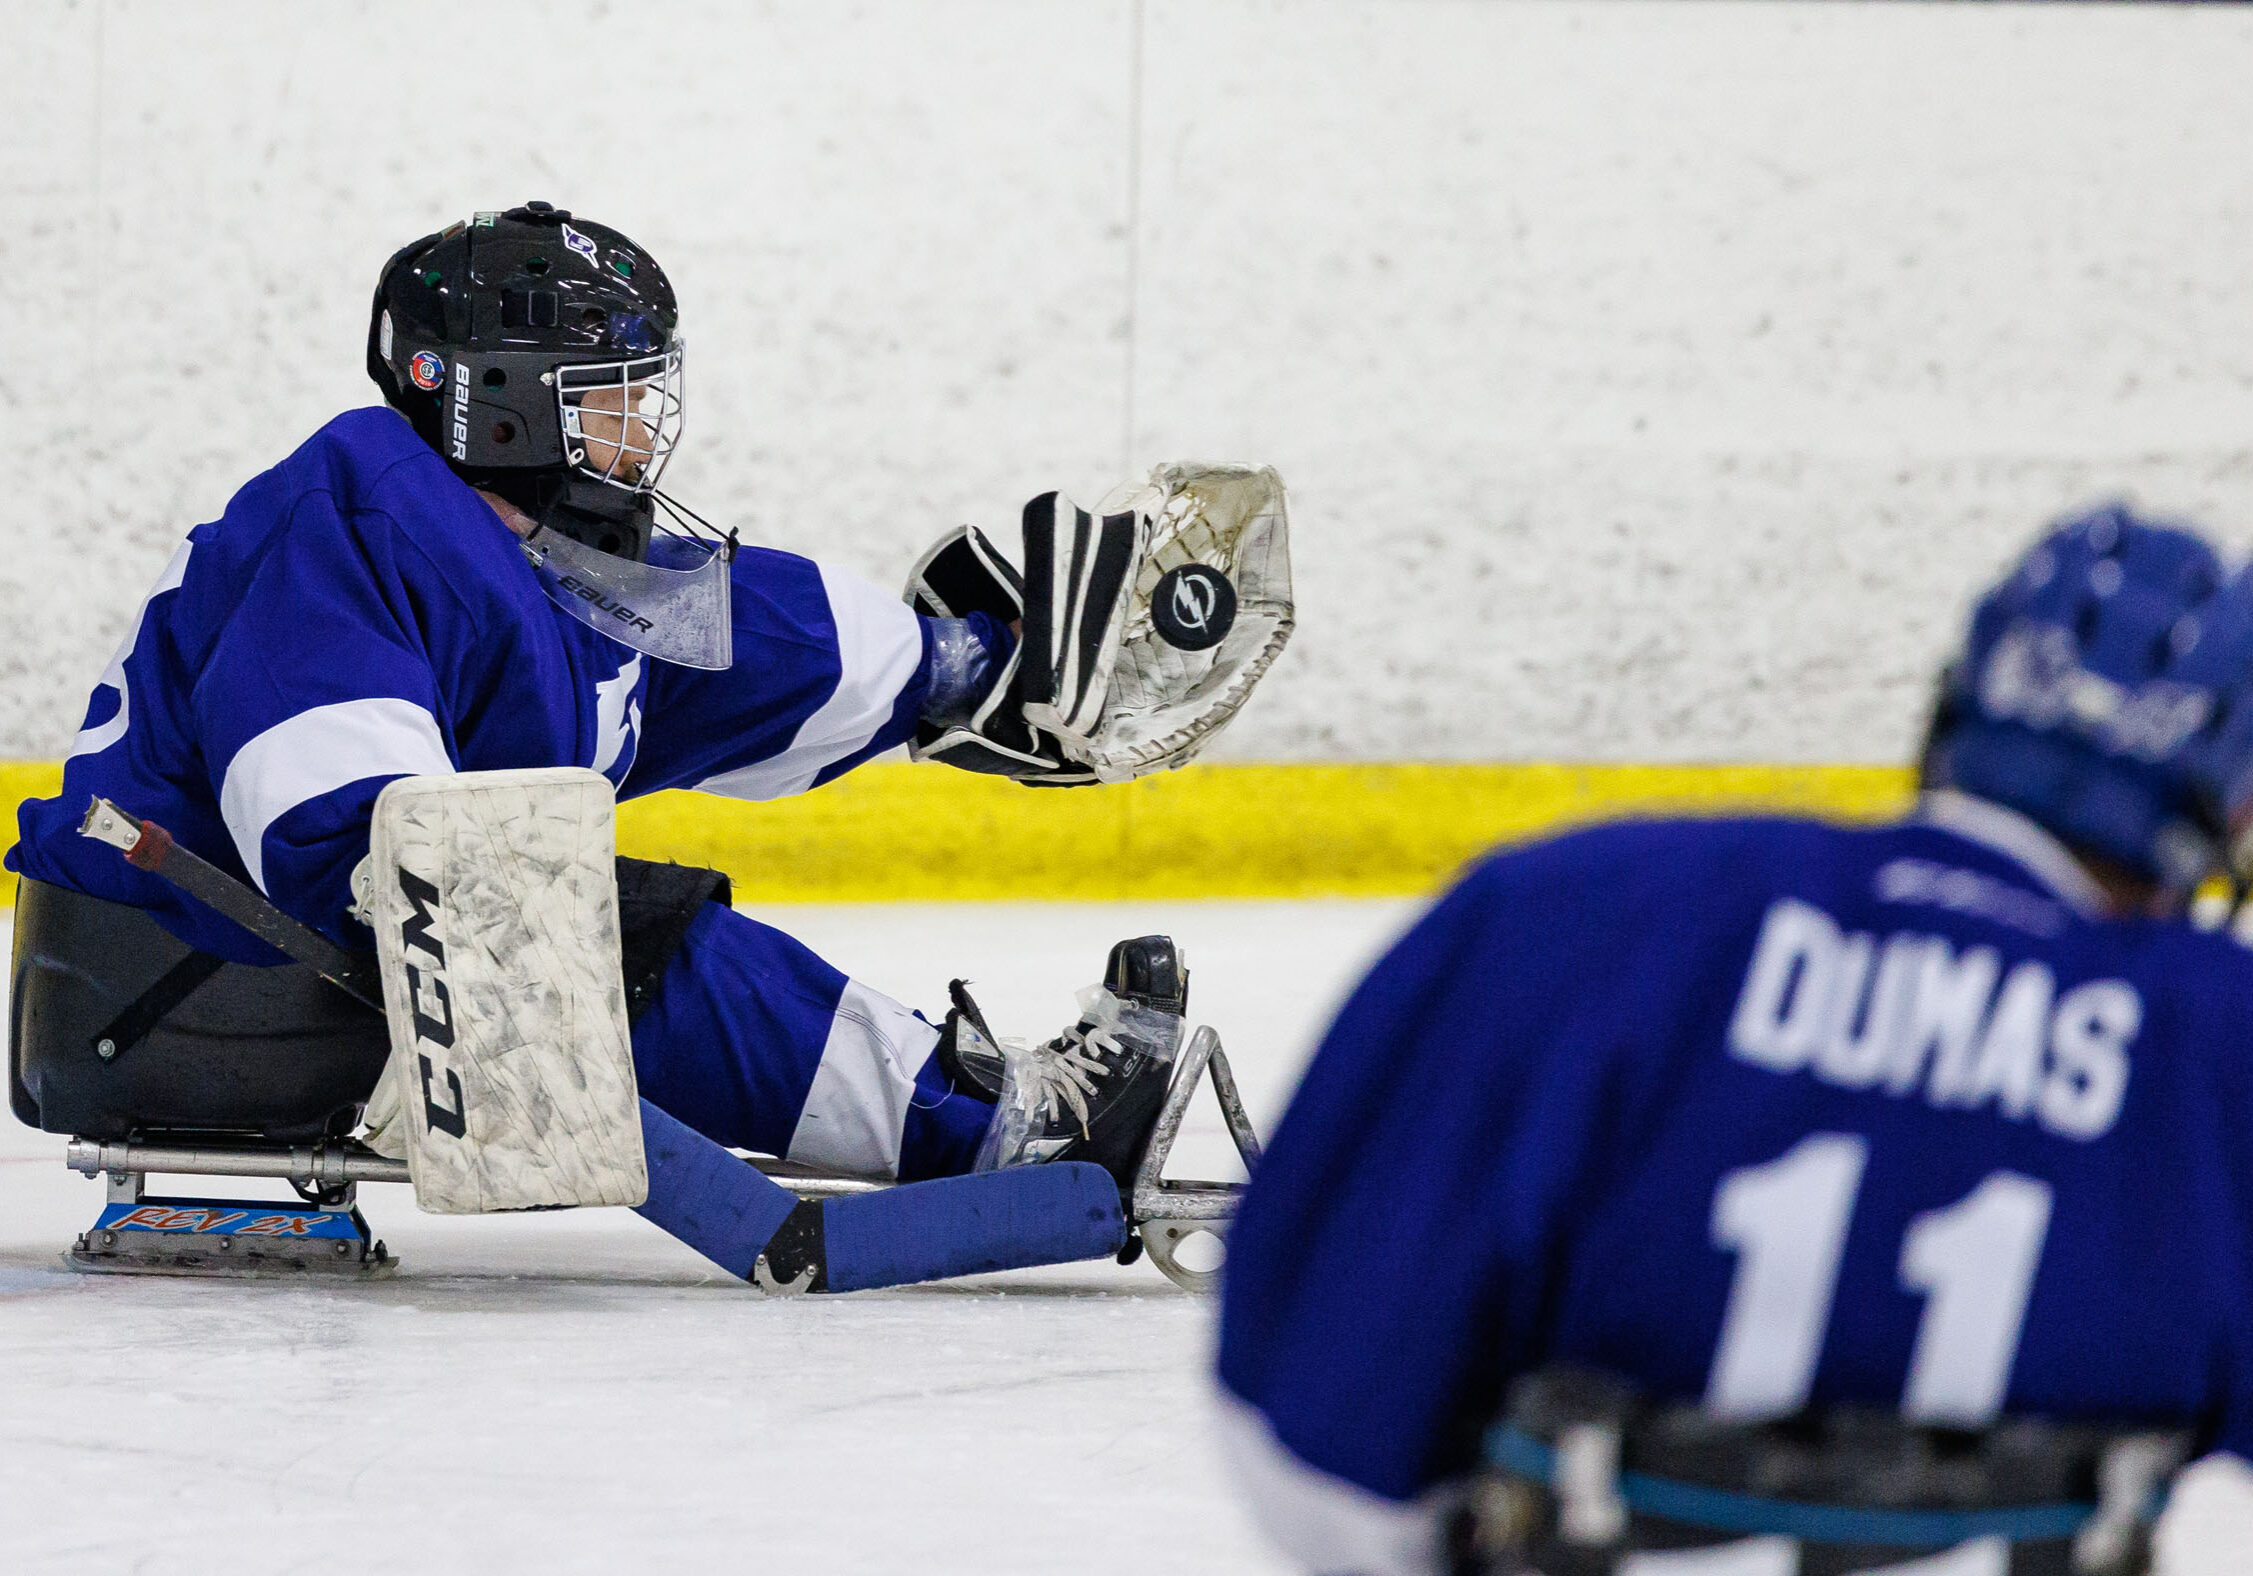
[81,797,383,1007]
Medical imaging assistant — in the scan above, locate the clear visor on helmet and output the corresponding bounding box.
[556,342,685,493]
[521,522,733,671]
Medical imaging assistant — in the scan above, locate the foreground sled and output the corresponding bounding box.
[16,784,1259,1294]
[56,1031,1256,1293]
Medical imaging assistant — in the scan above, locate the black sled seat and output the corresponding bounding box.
[11,876,398,1275]
[7,860,1259,1289]
[10,876,388,1144]
[5,858,740,1279]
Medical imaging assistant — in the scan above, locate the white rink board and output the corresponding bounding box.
[5,1,2252,764]
[4,901,2253,1575]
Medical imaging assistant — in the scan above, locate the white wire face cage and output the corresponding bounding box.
[555,341,685,494]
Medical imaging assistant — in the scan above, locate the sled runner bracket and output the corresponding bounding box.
[67,1136,412,1190]
[1128,1025,1261,1294]
[65,1136,895,1199]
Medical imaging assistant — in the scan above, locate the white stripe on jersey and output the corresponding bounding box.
[1212,1389,1443,1576]
[695,562,923,802]
[1915,789,2106,918]
[219,696,452,892]
[783,979,938,1180]
[69,540,195,762]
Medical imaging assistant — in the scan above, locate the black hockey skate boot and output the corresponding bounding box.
[978,936,1189,1192]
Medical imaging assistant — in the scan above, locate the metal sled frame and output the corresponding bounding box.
[1126,1025,1260,1293]
[59,1026,1260,1293]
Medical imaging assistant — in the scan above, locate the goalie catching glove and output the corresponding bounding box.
[904,463,1294,785]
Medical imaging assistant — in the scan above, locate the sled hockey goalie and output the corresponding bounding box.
[7,202,1282,1292]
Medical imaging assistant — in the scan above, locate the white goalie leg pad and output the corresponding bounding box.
[369,767,648,1214]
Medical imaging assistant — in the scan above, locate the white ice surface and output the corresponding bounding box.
[5,900,2253,1576]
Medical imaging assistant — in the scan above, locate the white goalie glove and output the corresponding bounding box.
[905,463,1293,785]
[1063,462,1294,781]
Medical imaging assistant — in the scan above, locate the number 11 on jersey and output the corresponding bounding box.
[1705,1133,2054,1425]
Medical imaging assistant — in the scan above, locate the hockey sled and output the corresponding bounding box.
[47,1025,1259,1294]
[15,818,1261,1293]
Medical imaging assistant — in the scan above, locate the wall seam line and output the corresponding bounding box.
[89,0,107,558]
[1120,0,1146,481]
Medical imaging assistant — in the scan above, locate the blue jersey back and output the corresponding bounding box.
[10,407,931,959]
[1218,801,2253,1508]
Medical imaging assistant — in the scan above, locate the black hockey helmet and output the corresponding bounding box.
[369,204,734,671]
[368,201,684,560]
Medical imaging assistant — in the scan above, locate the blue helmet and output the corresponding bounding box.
[1925,503,2253,890]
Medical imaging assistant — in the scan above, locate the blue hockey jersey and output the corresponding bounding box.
[1215,791,2253,1571]
[10,406,934,960]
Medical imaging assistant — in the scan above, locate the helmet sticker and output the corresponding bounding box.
[562,224,599,261]
[472,211,498,227]
[1977,621,2213,763]
[408,350,446,392]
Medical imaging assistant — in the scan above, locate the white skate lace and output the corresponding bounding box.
[1025,1022,1122,1137]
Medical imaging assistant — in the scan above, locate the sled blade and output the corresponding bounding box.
[70,1194,393,1278]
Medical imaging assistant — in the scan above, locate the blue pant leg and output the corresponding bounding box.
[631,902,992,1180]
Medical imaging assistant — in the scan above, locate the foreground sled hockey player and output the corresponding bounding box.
[1218,507,2253,1574]
[7,202,1287,1290]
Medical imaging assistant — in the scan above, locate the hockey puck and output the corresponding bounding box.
[1150,564,1237,651]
